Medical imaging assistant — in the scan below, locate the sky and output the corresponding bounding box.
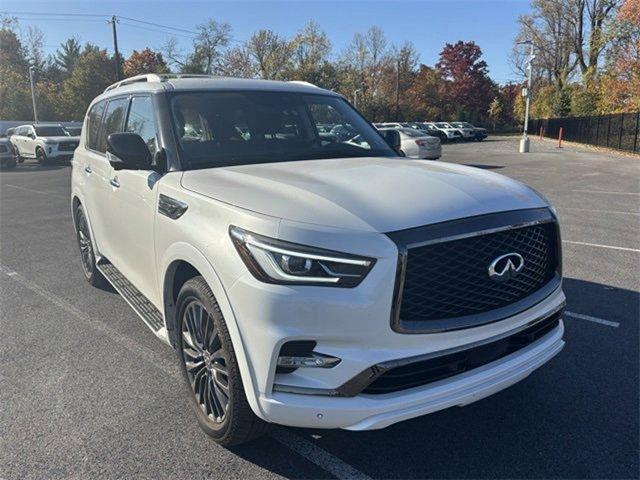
[1,0,532,84]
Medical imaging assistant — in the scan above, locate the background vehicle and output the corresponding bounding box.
[425,122,463,141]
[0,131,17,169]
[409,122,449,142]
[10,124,80,165]
[379,127,441,159]
[450,122,478,141]
[452,121,488,141]
[72,74,564,447]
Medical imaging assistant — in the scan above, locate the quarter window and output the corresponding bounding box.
[96,98,128,154]
[125,96,158,156]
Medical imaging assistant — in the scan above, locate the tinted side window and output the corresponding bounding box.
[86,101,107,150]
[96,98,128,154]
[125,96,158,156]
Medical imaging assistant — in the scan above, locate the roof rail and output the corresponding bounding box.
[288,80,318,88]
[103,73,217,93]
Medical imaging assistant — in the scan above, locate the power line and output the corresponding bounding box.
[118,16,198,36]
[2,11,109,18]
[118,22,197,40]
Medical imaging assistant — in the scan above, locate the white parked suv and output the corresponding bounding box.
[10,123,80,165]
[71,74,565,446]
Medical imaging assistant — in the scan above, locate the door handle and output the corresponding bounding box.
[110,177,120,188]
[84,165,92,174]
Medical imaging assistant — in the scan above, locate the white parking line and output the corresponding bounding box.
[562,240,640,253]
[568,189,640,196]
[565,311,620,328]
[271,429,372,480]
[3,183,67,198]
[0,264,178,377]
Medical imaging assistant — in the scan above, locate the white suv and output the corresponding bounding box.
[71,74,565,445]
[10,124,80,165]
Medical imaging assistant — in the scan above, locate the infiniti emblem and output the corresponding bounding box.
[488,253,525,282]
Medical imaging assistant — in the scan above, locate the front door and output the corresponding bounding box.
[105,95,161,306]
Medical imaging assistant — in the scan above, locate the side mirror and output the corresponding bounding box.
[106,132,151,170]
[381,129,401,153]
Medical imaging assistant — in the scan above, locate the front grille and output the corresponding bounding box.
[58,142,78,151]
[398,222,558,327]
[363,310,562,394]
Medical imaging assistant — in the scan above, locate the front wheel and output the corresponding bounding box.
[176,277,268,446]
[74,205,108,288]
[36,148,48,166]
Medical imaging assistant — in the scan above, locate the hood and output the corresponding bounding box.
[42,136,79,143]
[181,157,547,233]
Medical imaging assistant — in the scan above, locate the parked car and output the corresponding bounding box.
[374,122,403,130]
[0,131,16,169]
[449,122,478,141]
[451,121,488,141]
[10,124,80,165]
[425,122,463,141]
[409,122,448,142]
[379,127,441,159]
[64,125,83,136]
[72,74,565,446]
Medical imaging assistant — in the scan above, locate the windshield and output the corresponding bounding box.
[435,122,452,129]
[35,126,67,136]
[170,91,396,168]
[399,128,425,137]
[65,127,82,136]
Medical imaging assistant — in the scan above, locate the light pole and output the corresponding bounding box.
[28,65,38,124]
[353,88,361,108]
[518,41,535,153]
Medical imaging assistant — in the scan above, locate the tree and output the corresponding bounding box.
[58,45,114,119]
[123,48,169,77]
[598,0,640,112]
[404,65,449,120]
[288,21,332,84]
[436,41,496,122]
[54,38,81,76]
[188,19,232,74]
[0,24,32,119]
[246,29,293,80]
[488,97,503,130]
[218,46,256,78]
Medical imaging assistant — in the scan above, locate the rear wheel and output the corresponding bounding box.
[74,205,108,288]
[177,277,268,446]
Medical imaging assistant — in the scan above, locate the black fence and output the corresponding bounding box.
[528,112,640,154]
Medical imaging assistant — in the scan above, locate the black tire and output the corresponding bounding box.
[74,205,108,288]
[36,147,48,166]
[176,277,268,446]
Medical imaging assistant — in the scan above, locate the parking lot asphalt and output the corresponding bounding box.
[1,136,638,479]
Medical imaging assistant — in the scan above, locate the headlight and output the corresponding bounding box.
[229,226,375,287]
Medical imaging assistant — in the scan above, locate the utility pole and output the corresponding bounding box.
[353,89,361,109]
[518,41,535,153]
[395,59,400,120]
[28,65,38,124]
[109,15,121,81]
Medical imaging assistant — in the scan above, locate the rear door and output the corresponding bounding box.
[25,126,37,157]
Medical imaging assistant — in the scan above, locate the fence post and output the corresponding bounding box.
[634,112,640,154]
[618,114,624,150]
[558,127,563,148]
[539,126,544,139]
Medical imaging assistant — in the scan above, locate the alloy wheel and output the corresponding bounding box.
[76,210,94,277]
[181,300,230,423]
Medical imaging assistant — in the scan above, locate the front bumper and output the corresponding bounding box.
[262,318,564,430]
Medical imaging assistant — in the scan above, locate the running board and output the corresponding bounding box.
[97,259,164,332]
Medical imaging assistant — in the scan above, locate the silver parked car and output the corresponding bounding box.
[380,127,441,159]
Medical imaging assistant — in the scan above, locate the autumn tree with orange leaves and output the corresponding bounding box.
[123,48,169,78]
